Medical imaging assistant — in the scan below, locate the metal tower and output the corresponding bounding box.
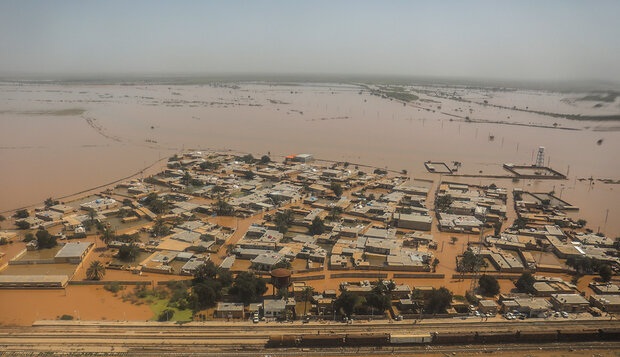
[535,147,545,167]
[469,217,486,293]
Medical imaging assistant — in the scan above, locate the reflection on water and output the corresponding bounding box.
[0,82,618,235]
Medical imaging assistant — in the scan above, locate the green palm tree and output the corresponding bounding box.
[86,260,106,281]
[100,227,115,247]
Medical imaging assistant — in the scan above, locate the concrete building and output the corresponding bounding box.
[251,252,284,271]
[589,294,620,313]
[219,255,236,270]
[550,293,590,313]
[395,213,433,231]
[0,275,69,289]
[80,198,119,211]
[364,227,397,240]
[54,242,93,263]
[511,297,552,317]
[589,282,620,295]
[216,302,245,319]
[180,258,206,276]
[293,154,314,163]
[478,300,499,314]
[263,299,287,318]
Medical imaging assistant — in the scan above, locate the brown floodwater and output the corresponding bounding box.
[0,82,618,235]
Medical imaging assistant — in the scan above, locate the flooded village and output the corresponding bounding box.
[2,1,620,354]
[0,81,619,357]
[0,147,618,330]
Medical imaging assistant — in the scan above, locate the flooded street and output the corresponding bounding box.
[1,81,618,235]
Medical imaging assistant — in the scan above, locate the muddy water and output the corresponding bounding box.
[0,82,618,235]
[0,285,153,325]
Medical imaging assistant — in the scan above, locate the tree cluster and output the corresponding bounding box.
[515,272,536,294]
[566,256,613,282]
[151,219,171,237]
[142,193,169,214]
[330,182,343,197]
[214,198,234,216]
[199,161,220,171]
[14,209,29,219]
[425,287,453,314]
[308,216,325,235]
[365,280,394,312]
[36,229,57,249]
[274,209,294,234]
[16,220,31,230]
[334,291,361,318]
[117,244,139,262]
[229,271,268,305]
[190,261,234,309]
[44,197,59,208]
[373,168,387,175]
[435,195,454,211]
[478,274,500,296]
[458,250,487,272]
[237,154,255,164]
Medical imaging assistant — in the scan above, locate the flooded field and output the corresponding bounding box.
[0,285,153,325]
[1,81,618,236]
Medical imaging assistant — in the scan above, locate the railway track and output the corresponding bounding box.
[1,319,618,355]
[3,341,620,356]
[11,318,618,335]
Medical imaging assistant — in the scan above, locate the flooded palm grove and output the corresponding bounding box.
[1,79,619,236]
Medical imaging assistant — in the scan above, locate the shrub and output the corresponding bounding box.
[104,282,123,293]
[158,309,175,321]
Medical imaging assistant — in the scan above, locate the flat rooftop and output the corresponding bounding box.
[54,242,92,259]
[0,275,69,288]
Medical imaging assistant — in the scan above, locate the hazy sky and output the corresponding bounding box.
[1,0,620,81]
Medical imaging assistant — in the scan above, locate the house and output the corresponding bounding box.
[550,293,590,313]
[35,210,63,222]
[263,299,287,319]
[316,297,334,316]
[364,227,397,240]
[54,242,93,263]
[478,300,499,314]
[531,277,576,297]
[248,302,263,316]
[80,198,119,211]
[293,154,314,163]
[251,252,284,271]
[219,255,235,270]
[364,237,401,255]
[391,284,413,299]
[216,302,245,319]
[511,297,552,317]
[395,213,433,231]
[589,282,620,295]
[589,294,620,313]
[180,257,206,276]
[49,204,75,214]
